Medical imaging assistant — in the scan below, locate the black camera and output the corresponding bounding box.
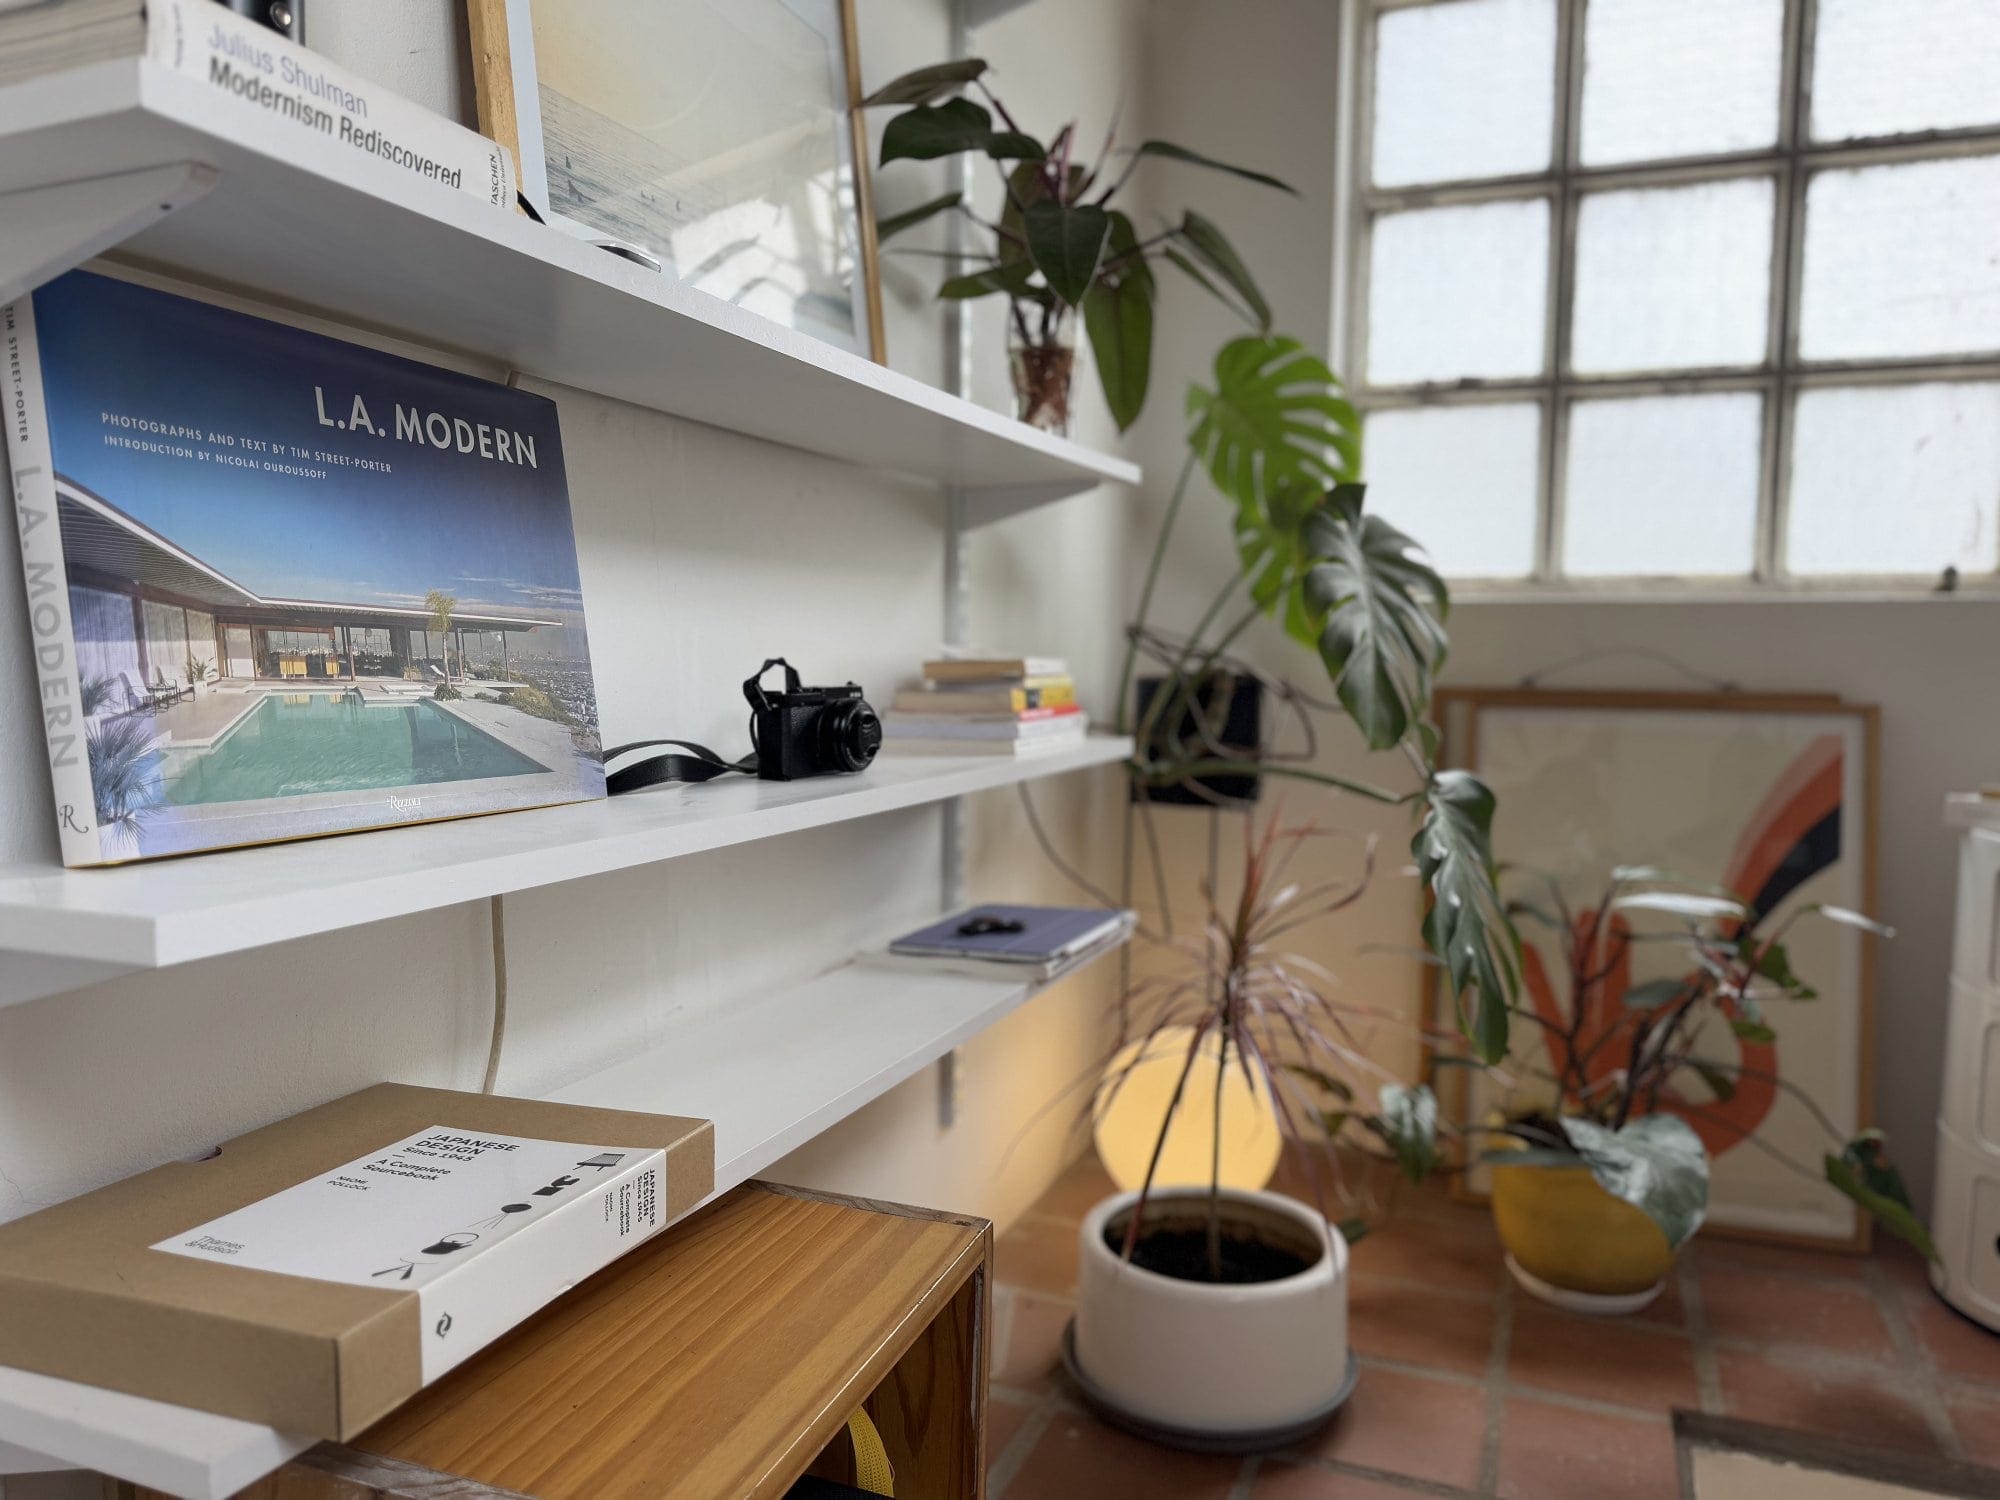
[745,658,881,781]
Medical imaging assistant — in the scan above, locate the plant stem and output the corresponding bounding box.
[1207,1029,1227,1281]
[1116,451,1199,733]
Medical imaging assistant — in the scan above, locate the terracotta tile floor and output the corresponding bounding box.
[984,1156,2000,1499]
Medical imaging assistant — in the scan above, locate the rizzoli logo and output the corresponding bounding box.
[388,794,423,816]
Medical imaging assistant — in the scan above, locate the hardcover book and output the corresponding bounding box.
[4,269,606,866]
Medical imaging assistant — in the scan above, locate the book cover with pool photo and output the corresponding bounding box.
[4,269,606,866]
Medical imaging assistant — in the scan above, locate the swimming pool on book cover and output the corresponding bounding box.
[2,269,608,866]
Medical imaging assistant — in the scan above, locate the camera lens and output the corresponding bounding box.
[819,699,883,772]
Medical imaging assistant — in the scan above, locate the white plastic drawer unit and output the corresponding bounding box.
[1934,1127,2000,1320]
[1941,978,2000,1151]
[1953,827,2000,988]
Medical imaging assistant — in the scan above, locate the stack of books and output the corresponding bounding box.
[883,655,1088,758]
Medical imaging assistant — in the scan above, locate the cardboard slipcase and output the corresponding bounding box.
[0,1085,712,1437]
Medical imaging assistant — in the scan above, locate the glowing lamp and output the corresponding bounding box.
[1093,1025,1284,1193]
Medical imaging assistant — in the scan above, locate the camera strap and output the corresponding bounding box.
[599,661,811,794]
[600,739,756,795]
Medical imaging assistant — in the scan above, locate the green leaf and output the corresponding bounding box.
[880,98,1044,165]
[875,190,963,242]
[1186,337,1360,638]
[1612,891,1752,922]
[1083,211,1156,432]
[1371,1083,1441,1184]
[1731,1018,1777,1043]
[1416,771,1519,1063]
[1300,484,1449,749]
[1612,865,1741,899]
[1687,1059,1737,1103]
[1126,140,1299,195]
[937,259,1037,299]
[1480,1145,1583,1169]
[1826,1134,1936,1260]
[1807,903,1897,939]
[1337,1216,1372,1247]
[1161,247,1256,322]
[1558,1114,1709,1250]
[1178,210,1272,330]
[1755,940,1817,1001]
[1023,200,1111,306]
[1622,977,1691,1011]
[861,58,988,106]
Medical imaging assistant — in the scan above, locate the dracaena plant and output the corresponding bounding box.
[1117,334,1519,1068]
[861,58,1291,431]
[1464,866,1933,1257]
[1103,813,1452,1278]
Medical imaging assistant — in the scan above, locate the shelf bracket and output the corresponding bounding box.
[958,478,1099,531]
[0,161,218,308]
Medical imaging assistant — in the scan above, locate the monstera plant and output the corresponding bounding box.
[862,59,1291,434]
[1116,335,1517,1064]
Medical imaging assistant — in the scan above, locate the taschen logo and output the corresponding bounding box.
[387,793,423,816]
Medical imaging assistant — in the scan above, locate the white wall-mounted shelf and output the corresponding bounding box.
[0,736,1132,1008]
[0,939,1125,1498]
[0,59,1139,513]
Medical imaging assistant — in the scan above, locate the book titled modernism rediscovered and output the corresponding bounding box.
[4,270,606,866]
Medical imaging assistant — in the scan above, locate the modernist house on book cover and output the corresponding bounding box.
[4,270,606,866]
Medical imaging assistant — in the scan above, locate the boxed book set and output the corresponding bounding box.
[0,1085,712,1436]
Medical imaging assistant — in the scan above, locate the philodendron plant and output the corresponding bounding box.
[1460,866,1932,1258]
[861,58,1292,432]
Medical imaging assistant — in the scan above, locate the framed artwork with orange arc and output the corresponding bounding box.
[1432,688,1879,1250]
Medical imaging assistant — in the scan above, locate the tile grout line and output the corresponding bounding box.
[1475,1268,1515,1497]
[1228,1455,1261,1500]
[1682,1253,1725,1414]
[984,1390,1061,1500]
[1868,1257,1964,1457]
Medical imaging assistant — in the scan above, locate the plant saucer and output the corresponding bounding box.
[1059,1320,1358,1455]
[1506,1253,1666,1315]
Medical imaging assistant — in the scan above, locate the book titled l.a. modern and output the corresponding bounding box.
[4,269,606,866]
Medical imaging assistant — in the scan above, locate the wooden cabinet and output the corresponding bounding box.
[122,1184,990,1500]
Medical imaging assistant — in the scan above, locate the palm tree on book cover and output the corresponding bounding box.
[426,589,457,683]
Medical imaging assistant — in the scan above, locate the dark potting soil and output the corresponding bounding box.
[1115,1224,1314,1285]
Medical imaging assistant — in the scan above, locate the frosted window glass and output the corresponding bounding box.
[1367,199,1549,385]
[1812,0,2000,142]
[1787,383,2000,576]
[1571,178,1773,373]
[1579,0,1783,166]
[1364,404,1542,578]
[1372,0,1556,188]
[1562,394,1761,576]
[1800,156,2000,361]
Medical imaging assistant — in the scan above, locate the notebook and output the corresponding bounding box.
[888,905,1135,965]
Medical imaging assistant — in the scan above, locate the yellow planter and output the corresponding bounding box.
[1490,1160,1676,1297]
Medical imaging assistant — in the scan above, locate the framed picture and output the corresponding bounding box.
[467,0,887,362]
[1432,689,1880,1250]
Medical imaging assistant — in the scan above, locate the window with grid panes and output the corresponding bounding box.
[1346,0,2000,589]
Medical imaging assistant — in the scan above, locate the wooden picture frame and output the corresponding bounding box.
[466,0,887,364]
[1429,687,1881,1251]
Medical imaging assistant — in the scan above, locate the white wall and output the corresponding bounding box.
[1129,0,1981,1217]
[0,0,1151,1270]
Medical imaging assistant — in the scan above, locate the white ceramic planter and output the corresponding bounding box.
[1073,1187,1349,1436]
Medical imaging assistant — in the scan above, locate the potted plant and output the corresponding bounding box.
[184,652,215,695]
[1465,867,1933,1311]
[1073,814,1442,1446]
[862,59,1292,434]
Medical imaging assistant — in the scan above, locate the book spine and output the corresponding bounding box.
[148,0,515,209]
[2,292,98,866]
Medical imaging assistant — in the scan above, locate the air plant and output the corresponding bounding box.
[1099,812,1448,1281]
[1474,866,1931,1257]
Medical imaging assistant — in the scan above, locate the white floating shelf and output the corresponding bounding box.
[0,736,1132,1007]
[0,942,1126,1497]
[0,59,1139,510]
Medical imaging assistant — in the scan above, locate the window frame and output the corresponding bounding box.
[1337,0,2000,597]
